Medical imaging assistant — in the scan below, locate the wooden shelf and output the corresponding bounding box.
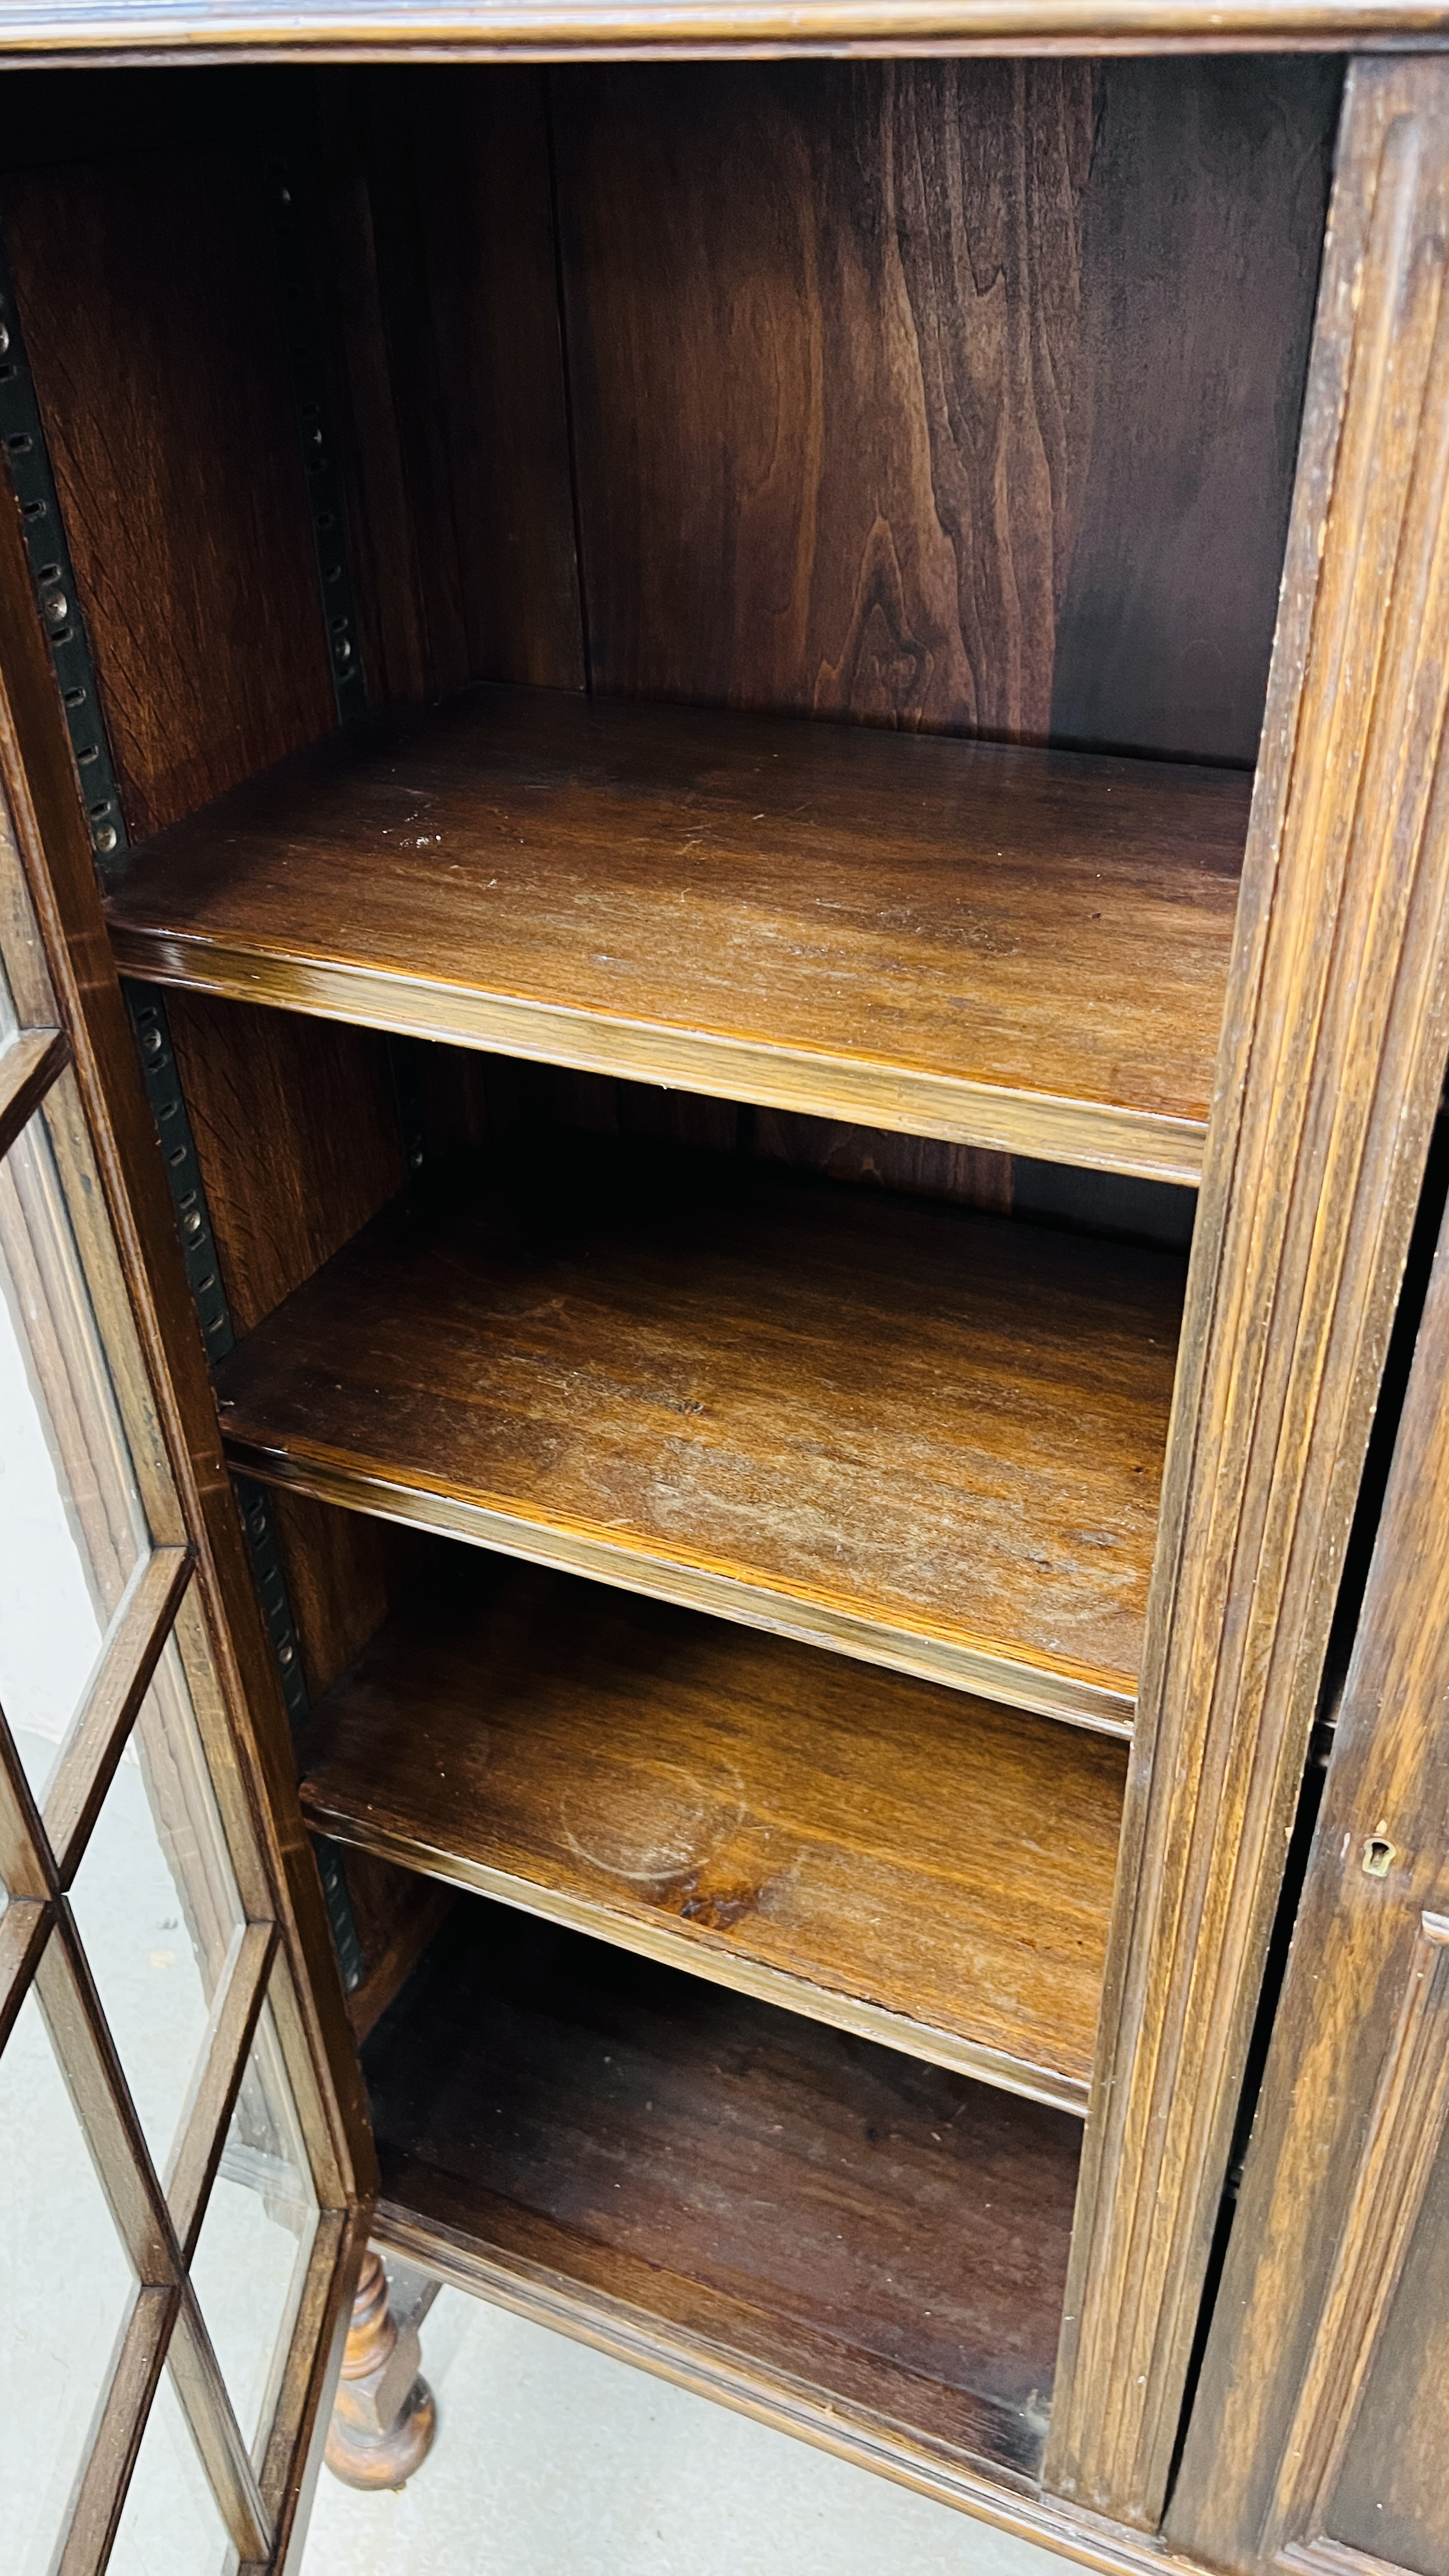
[215,1140,1183,1732]
[105,685,1248,1186]
[366,1898,1081,2495]
[301,1558,1126,2112]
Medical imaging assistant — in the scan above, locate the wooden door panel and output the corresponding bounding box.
[1169,1166,1449,2576]
[1317,1926,1449,2576]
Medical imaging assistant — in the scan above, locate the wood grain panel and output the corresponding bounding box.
[165,988,417,1696]
[365,1899,1081,2489]
[1328,2041,1449,2576]
[300,1555,1127,2105]
[754,1108,1013,1213]
[3,149,335,839]
[211,1137,1183,1731]
[316,67,471,704]
[1168,1181,1449,2576]
[409,68,585,693]
[555,61,1092,739]
[311,64,581,704]
[1049,57,1339,763]
[336,1846,454,2044]
[164,992,403,1337]
[106,686,1248,1186]
[411,1058,1013,1217]
[1048,57,1449,2526]
[553,60,1333,765]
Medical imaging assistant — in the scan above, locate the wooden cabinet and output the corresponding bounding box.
[1172,1134,1449,2576]
[3,18,1449,2574]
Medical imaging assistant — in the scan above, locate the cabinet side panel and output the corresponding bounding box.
[315,64,583,706]
[163,991,418,1694]
[3,146,335,838]
[1048,54,1449,2526]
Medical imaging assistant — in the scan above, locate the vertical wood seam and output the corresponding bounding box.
[542,68,594,695]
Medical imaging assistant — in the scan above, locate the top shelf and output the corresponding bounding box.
[105,687,1249,1186]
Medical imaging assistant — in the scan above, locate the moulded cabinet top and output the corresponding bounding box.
[0,1,1443,62]
[107,686,1249,1184]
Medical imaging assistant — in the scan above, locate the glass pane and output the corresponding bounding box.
[0,1977,139,2576]
[190,1973,319,2457]
[68,1636,245,2181]
[0,1095,148,1804]
[109,2358,235,2576]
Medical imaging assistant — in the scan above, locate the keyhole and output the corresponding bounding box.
[1362,1835,1396,1878]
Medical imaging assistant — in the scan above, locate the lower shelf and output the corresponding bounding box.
[215,1133,1183,1736]
[363,1897,1080,2496]
[302,1556,1124,2109]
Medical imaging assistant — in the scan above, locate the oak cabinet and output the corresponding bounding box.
[2,20,1448,2573]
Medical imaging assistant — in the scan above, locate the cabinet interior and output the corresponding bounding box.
[1,52,1342,2500]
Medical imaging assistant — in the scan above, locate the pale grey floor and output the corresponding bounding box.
[302,2285,1070,2576]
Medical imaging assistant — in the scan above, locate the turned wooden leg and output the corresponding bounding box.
[324,2247,438,2492]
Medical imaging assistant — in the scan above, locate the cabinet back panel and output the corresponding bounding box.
[3,142,335,838]
[550,57,1338,763]
[1049,57,1341,763]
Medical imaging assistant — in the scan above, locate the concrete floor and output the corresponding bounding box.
[302,2284,1070,2576]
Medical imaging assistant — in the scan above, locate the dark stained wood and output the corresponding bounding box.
[300,1556,1128,2106]
[365,1899,1081,2490]
[165,988,420,1694]
[315,68,471,705]
[3,149,335,840]
[755,1107,1013,1214]
[311,65,582,706]
[312,87,433,709]
[1169,1179,1449,2576]
[337,1849,455,2046]
[266,1486,417,1703]
[409,69,585,693]
[162,989,449,2034]
[553,60,1333,766]
[554,61,1092,740]
[165,993,404,1337]
[107,686,1249,1185]
[211,1137,1183,1732]
[413,1054,1015,1217]
[1048,57,1339,763]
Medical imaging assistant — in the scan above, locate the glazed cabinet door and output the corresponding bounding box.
[1169,1163,1449,2576]
[0,416,374,2566]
